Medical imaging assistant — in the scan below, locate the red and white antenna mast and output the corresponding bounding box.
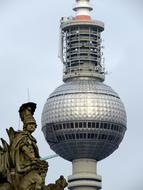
[73,0,93,20]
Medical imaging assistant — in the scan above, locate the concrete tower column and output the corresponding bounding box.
[68,159,102,190]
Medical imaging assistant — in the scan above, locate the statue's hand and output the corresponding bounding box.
[31,158,48,172]
[38,160,48,172]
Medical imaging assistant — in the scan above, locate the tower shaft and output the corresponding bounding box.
[68,159,101,190]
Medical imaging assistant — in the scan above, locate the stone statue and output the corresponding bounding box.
[0,102,67,190]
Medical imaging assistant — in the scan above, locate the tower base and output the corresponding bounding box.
[68,159,102,190]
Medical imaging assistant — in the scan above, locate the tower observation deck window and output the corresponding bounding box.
[55,129,124,143]
[96,122,99,128]
[49,121,126,144]
[74,123,78,128]
[104,123,107,129]
[63,124,66,129]
[100,123,104,129]
[88,122,91,128]
[83,122,87,128]
[71,123,74,128]
[79,122,82,128]
[51,122,125,133]
[92,122,95,128]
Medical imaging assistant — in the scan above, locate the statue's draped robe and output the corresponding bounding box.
[9,131,43,190]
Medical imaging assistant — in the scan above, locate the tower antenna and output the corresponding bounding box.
[27,88,30,102]
[73,0,93,20]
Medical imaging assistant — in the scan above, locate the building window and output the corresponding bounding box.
[53,125,56,130]
[96,123,99,128]
[79,122,82,128]
[104,123,107,129]
[111,124,114,130]
[72,134,75,139]
[75,123,78,128]
[71,123,74,128]
[69,134,72,139]
[88,133,91,138]
[92,122,95,128]
[56,125,58,130]
[76,134,79,139]
[95,134,98,139]
[100,123,104,128]
[88,122,91,128]
[91,134,94,139]
[83,122,86,128]
[101,134,107,140]
[107,124,110,129]
[84,133,86,138]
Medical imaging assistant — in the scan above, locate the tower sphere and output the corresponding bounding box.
[42,0,127,165]
[42,79,127,161]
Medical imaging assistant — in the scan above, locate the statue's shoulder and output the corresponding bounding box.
[7,127,29,149]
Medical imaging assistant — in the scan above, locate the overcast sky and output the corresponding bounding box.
[0,0,143,190]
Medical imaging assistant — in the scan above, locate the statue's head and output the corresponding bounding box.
[24,121,37,133]
[19,102,37,133]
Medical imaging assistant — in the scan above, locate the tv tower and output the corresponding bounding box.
[42,0,127,190]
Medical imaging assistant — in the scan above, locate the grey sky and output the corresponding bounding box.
[0,0,143,189]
